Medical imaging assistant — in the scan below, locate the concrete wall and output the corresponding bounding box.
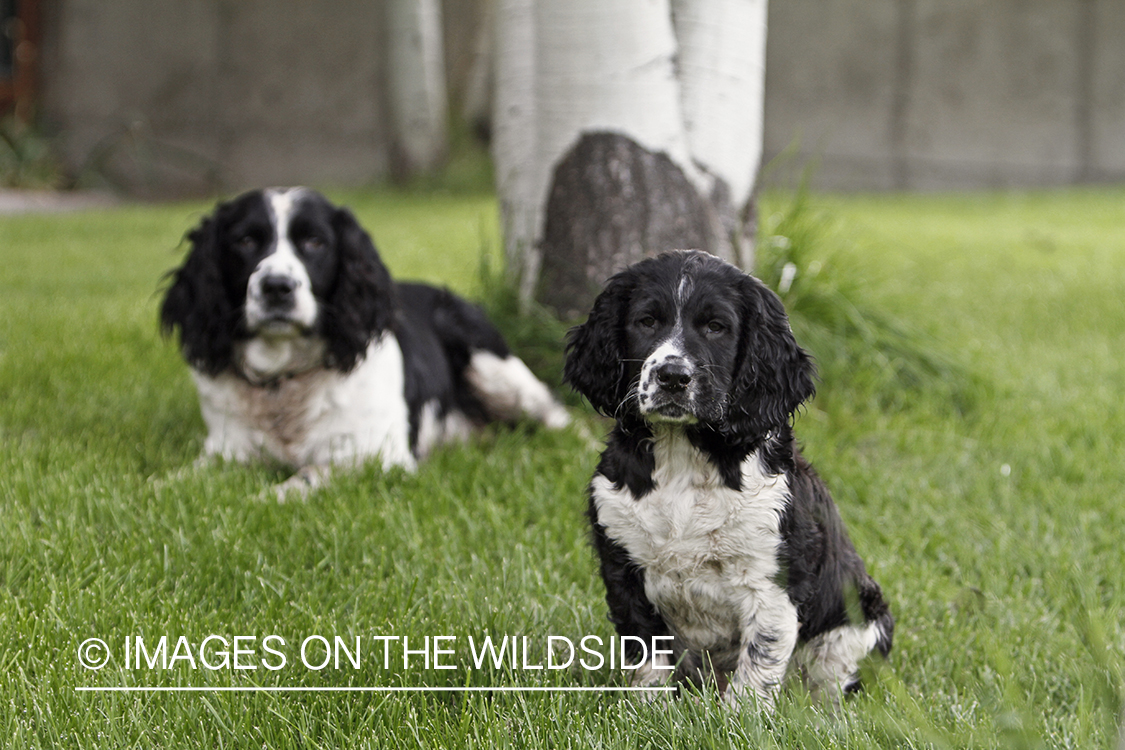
[763,0,1125,190]
[39,0,389,195]
[37,0,1125,194]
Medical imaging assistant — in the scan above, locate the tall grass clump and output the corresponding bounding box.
[756,186,980,413]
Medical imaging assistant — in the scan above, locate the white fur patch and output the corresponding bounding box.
[237,337,326,385]
[464,350,570,428]
[591,427,799,703]
[193,333,415,472]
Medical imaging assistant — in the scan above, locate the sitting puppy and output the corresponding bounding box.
[564,250,892,706]
[160,187,568,496]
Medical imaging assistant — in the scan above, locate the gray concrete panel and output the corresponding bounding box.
[39,0,388,195]
[763,0,901,190]
[1090,0,1125,179]
[214,0,387,188]
[903,0,1082,189]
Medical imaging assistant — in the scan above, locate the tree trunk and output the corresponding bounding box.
[493,0,768,318]
[673,0,769,271]
[386,0,449,179]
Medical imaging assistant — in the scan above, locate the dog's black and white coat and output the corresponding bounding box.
[161,187,568,495]
[564,250,892,706]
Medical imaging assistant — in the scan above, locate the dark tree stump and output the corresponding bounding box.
[538,131,741,320]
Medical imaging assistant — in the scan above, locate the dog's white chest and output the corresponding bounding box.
[192,334,414,469]
[591,431,792,651]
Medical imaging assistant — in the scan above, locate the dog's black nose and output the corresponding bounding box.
[655,360,692,392]
[260,275,297,307]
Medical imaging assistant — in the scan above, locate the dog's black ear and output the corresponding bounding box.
[564,272,635,415]
[726,276,816,439]
[322,207,396,371]
[160,215,237,375]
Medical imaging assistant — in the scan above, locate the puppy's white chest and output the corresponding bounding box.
[592,432,792,649]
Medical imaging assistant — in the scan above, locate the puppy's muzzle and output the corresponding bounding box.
[654,358,693,393]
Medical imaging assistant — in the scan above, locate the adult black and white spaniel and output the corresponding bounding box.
[564,250,892,706]
[160,187,568,496]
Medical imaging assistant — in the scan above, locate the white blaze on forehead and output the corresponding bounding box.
[255,188,306,274]
[676,273,694,306]
[264,187,307,262]
[266,187,307,223]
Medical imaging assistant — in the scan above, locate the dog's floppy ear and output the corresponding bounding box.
[160,215,237,375]
[564,272,635,415]
[726,275,816,439]
[322,207,396,371]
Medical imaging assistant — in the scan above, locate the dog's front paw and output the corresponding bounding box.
[262,466,331,503]
[628,659,677,702]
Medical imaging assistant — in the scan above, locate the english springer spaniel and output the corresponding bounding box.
[564,250,892,707]
[160,187,568,497]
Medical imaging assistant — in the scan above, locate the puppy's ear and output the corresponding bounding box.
[160,215,237,375]
[564,273,634,415]
[322,207,396,371]
[726,276,816,439]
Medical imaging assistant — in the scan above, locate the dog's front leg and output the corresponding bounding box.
[726,596,799,709]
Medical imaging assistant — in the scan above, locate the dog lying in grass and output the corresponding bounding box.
[564,250,892,706]
[160,187,568,498]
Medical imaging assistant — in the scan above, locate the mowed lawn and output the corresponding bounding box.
[1,187,1123,748]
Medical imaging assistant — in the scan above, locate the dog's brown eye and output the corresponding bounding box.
[234,236,258,254]
[706,320,726,334]
[638,315,657,329]
[301,237,327,255]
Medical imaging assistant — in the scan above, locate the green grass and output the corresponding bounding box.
[2,186,1124,748]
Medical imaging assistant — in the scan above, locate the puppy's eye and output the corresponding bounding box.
[300,237,327,255]
[637,315,657,329]
[705,320,727,334]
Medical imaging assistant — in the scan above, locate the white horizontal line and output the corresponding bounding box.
[76,686,674,693]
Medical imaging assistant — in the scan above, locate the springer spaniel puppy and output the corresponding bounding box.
[160,187,568,496]
[564,250,892,707]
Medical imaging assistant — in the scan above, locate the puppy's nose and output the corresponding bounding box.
[259,274,297,307]
[655,360,692,392]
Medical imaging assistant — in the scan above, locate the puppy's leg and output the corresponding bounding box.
[591,521,674,695]
[726,596,800,709]
[464,350,570,429]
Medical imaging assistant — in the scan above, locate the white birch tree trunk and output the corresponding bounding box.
[493,0,769,316]
[386,0,450,178]
[493,0,540,302]
[673,0,769,270]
